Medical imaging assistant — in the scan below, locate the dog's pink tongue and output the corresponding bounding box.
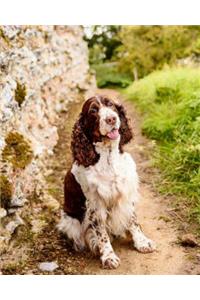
[107,129,119,140]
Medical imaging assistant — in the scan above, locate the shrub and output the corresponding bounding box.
[92,62,132,88]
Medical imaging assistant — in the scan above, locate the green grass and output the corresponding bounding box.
[91,62,132,88]
[124,67,200,224]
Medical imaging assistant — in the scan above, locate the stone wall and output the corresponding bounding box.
[0,25,95,252]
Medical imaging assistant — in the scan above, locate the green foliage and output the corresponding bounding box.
[15,82,27,107]
[125,67,200,223]
[84,25,121,64]
[2,132,33,169]
[117,26,200,78]
[92,62,132,88]
[88,44,106,65]
[0,175,12,209]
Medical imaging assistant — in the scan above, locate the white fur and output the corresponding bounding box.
[131,226,156,253]
[101,249,120,269]
[99,106,120,135]
[57,211,85,251]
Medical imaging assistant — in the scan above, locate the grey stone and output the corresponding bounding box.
[10,196,28,208]
[7,208,18,214]
[0,208,7,219]
[38,261,59,272]
[5,215,24,234]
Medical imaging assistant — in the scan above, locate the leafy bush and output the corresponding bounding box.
[124,67,200,223]
[117,26,200,79]
[92,62,132,88]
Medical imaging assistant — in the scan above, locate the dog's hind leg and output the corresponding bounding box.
[57,211,85,251]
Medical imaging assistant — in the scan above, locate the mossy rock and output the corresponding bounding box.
[15,82,27,107]
[0,175,12,209]
[2,132,33,169]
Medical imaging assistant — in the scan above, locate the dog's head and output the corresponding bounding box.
[71,95,133,167]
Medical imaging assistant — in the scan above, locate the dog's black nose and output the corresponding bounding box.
[106,116,116,125]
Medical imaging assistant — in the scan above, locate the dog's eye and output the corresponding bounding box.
[107,101,113,107]
[90,107,98,113]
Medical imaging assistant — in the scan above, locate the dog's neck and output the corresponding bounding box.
[94,136,120,160]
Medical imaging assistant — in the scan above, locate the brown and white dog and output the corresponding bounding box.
[57,95,155,269]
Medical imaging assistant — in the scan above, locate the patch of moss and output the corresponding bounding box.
[14,222,35,246]
[0,175,12,209]
[2,260,26,275]
[2,132,33,169]
[44,31,49,43]
[0,27,10,45]
[15,82,27,107]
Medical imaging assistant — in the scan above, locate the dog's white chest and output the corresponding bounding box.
[95,152,137,203]
[72,148,139,207]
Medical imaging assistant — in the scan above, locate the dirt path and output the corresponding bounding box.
[4,89,198,275]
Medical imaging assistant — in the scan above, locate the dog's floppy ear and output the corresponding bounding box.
[71,113,99,167]
[115,103,133,152]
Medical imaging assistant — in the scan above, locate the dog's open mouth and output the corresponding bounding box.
[106,128,119,140]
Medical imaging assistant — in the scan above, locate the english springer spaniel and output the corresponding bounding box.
[57,95,155,269]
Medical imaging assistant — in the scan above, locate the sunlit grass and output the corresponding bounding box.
[124,67,200,224]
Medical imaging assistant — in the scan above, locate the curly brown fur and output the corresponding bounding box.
[71,95,133,167]
[115,103,133,153]
[71,114,100,168]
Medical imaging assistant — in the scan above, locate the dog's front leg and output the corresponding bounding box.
[86,210,120,269]
[128,212,156,253]
[98,225,120,269]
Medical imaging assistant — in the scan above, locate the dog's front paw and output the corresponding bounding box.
[101,252,120,269]
[134,237,156,253]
